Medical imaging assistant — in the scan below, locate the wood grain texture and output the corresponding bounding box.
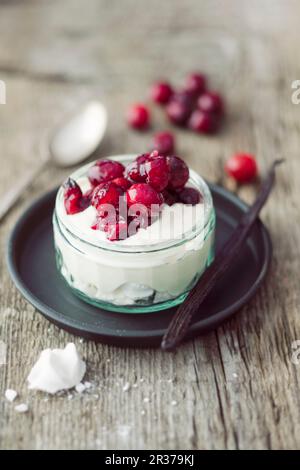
[0,0,300,450]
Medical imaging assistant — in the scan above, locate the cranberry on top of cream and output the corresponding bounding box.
[63,151,202,243]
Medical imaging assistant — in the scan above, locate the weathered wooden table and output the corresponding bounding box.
[0,0,299,450]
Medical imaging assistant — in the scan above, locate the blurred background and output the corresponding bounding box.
[0,0,298,195]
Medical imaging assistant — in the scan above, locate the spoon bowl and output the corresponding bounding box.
[49,101,107,167]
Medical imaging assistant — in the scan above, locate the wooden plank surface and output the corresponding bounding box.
[0,0,300,450]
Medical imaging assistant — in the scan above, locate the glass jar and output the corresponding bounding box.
[53,155,216,313]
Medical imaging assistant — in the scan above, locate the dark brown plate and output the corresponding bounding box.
[6,184,272,347]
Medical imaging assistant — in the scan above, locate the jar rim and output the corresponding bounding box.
[55,154,215,254]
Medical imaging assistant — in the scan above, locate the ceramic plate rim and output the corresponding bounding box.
[6,184,272,343]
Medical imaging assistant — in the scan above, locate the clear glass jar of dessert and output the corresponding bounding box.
[53,155,216,313]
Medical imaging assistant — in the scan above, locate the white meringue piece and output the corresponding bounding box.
[5,389,18,402]
[15,403,29,413]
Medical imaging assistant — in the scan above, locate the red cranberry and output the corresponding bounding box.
[184,73,206,96]
[126,183,163,208]
[91,182,122,209]
[150,81,173,104]
[188,110,220,134]
[138,153,152,163]
[107,220,128,241]
[148,150,159,159]
[144,155,169,191]
[162,189,180,206]
[127,104,150,130]
[88,159,125,186]
[112,177,131,192]
[225,153,258,183]
[63,178,83,214]
[63,178,82,200]
[83,188,94,200]
[179,187,202,205]
[198,91,224,116]
[125,161,144,183]
[172,90,195,108]
[125,163,142,184]
[166,155,189,190]
[166,100,191,126]
[152,131,175,155]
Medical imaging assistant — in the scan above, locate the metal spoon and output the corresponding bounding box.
[0,100,107,221]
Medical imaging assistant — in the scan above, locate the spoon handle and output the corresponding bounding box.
[0,158,49,222]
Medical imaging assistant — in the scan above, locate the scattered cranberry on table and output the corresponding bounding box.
[150,81,173,105]
[127,72,225,136]
[172,90,195,109]
[225,153,258,183]
[166,90,195,126]
[184,72,207,96]
[197,91,224,116]
[152,131,175,155]
[166,99,191,126]
[126,103,150,130]
[160,72,224,134]
[143,155,169,192]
